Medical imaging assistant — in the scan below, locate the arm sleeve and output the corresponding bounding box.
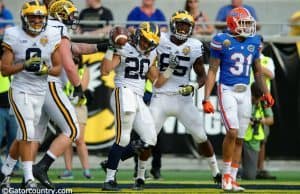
[210,35,223,59]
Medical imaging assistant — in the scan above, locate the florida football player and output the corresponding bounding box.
[203,7,274,191]
[150,10,221,184]
[0,0,61,188]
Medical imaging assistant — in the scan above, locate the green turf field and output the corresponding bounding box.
[8,169,300,193]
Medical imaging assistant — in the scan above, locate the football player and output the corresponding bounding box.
[203,7,274,191]
[0,0,104,189]
[150,10,221,184]
[100,22,174,191]
[0,0,61,188]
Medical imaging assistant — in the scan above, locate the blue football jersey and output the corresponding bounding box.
[210,33,261,86]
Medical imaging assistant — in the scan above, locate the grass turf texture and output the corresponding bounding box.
[9,169,300,193]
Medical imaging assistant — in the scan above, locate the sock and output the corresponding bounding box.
[222,160,231,175]
[107,143,125,170]
[83,169,90,175]
[120,143,135,161]
[137,159,147,180]
[1,155,17,176]
[231,163,239,181]
[206,154,220,177]
[38,151,56,170]
[23,161,34,182]
[105,169,117,182]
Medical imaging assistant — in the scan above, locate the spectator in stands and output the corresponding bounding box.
[77,0,113,36]
[0,0,14,37]
[215,0,259,31]
[59,56,92,179]
[184,0,214,35]
[0,45,17,170]
[126,0,167,32]
[289,10,300,36]
[242,82,274,180]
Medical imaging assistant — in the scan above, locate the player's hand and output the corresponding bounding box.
[179,84,195,96]
[262,93,274,107]
[24,57,43,72]
[143,91,152,105]
[69,84,87,106]
[169,53,179,69]
[202,100,214,113]
[35,62,49,76]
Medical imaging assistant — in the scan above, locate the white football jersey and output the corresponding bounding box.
[3,25,61,95]
[114,43,157,96]
[47,19,69,85]
[154,32,203,94]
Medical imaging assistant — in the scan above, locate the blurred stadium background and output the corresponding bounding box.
[1,0,300,193]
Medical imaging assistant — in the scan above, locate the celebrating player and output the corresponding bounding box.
[100,22,171,191]
[150,10,221,183]
[203,7,274,191]
[0,0,61,188]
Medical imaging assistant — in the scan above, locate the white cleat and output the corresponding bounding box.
[232,181,245,192]
[222,174,232,191]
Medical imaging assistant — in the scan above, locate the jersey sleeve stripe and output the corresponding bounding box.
[210,42,222,50]
[8,88,27,140]
[2,42,13,52]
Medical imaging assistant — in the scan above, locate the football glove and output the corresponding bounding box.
[34,62,49,76]
[143,91,152,105]
[178,84,198,96]
[69,84,87,106]
[24,57,43,72]
[202,100,215,113]
[168,53,180,69]
[262,93,274,107]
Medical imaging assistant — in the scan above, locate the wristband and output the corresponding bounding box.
[104,49,114,61]
[162,67,174,79]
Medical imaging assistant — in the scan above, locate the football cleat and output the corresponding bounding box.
[213,173,222,184]
[132,178,145,190]
[150,168,161,180]
[24,179,37,189]
[102,180,119,191]
[33,164,55,189]
[100,160,108,173]
[222,174,232,191]
[232,180,245,192]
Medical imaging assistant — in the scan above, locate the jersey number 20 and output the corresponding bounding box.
[124,57,150,79]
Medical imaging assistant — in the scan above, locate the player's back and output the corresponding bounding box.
[114,43,157,96]
[2,26,61,95]
[47,18,69,86]
[210,32,261,86]
[155,32,203,94]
